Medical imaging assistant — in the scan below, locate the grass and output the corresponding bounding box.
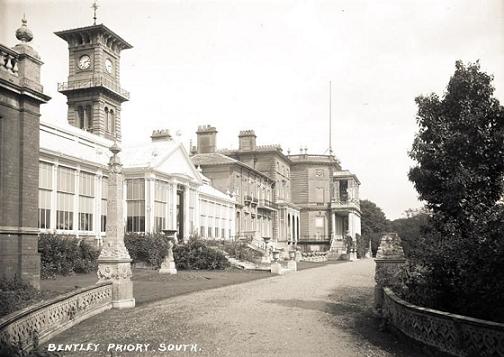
[41,268,272,305]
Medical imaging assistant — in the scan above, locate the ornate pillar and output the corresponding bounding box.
[374,232,406,314]
[97,143,135,309]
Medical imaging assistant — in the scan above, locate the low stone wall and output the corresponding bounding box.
[382,287,504,357]
[0,282,112,352]
[301,252,328,262]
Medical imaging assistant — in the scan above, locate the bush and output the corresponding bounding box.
[39,234,99,279]
[220,240,263,263]
[355,233,370,258]
[124,233,172,268]
[0,277,40,317]
[174,238,230,270]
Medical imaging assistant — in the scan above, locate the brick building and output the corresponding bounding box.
[0,18,51,288]
[191,126,360,254]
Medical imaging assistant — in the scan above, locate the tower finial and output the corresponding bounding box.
[15,14,33,43]
[92,0,99,25]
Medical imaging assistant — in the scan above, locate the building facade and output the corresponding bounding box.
[0,18,51,288]
[192,126,361,254]
[25,22,235,245]
[192,129,275,243]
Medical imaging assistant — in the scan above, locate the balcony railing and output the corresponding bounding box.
[298,235,331,242]
[0,45,19,77]
[258,199,277,210]
[331,197,360,211]
[57,76,130,100]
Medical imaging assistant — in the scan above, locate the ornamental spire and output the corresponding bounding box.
[92,0,99,25]
[15,14,33,43]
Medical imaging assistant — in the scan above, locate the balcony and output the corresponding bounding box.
[331,197,360,212]
[57,76,130,101]
[298,235,331,243]
[258,199,277,211]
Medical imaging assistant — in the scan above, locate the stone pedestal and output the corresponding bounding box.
[97,143,135,309]
[271,262,284,275]
[287,260,297,271]
[159,240,177,275]
[374,233,406,314]
[295,251,302,262]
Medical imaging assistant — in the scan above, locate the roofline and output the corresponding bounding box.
[54,23,133,49]
[193,156,274,183]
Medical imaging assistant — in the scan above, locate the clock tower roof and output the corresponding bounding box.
[54,24,132,51]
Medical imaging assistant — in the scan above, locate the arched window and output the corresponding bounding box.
[110,110,115,135]
[104,107,109,132]
[85,105,92,130]
[77,106,84,129]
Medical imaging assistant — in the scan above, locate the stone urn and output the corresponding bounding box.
[159,229,178,274]
[272,250,280,262]
[289,250,296,260]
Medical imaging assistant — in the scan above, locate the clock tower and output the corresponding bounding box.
[55,24,132,141]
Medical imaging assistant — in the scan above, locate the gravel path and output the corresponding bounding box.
[47,259,425,357]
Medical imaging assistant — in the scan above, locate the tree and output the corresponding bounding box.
[360,199,389,256]
[407,61,504,321]
[390,208,430,259]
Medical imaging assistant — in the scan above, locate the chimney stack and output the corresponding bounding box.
[151,129,172,142]
[238,130,256,151]
[196,125,217,153]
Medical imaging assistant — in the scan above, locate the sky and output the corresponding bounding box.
[1,0,503,220]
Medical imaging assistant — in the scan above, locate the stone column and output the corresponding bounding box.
[97,142,135,309]
[374,232,406,314]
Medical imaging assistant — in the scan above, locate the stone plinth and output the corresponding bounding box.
[159,240,177,275]
[270,262,284,275]
[97,143,135,309]
[287,260,297,271]
[374,232,406,314]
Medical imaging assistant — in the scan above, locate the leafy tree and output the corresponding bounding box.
[360,199,389,256]
[407,61,504,321]
[390,208,430,259]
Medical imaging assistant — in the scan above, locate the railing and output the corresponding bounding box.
[58,76,130,99]
[298,235,331,242]
[331,197,360,210]
[0,45,19,77]
[382,287,504,357]
[258,199,277,210]
[0,282,112,353]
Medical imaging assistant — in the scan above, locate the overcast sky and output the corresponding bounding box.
[1,0,503,219]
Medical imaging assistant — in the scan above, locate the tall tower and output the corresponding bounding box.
[55,24,132,141]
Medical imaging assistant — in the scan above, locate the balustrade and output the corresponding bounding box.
[0,45,19,76]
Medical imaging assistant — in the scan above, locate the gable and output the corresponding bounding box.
[155,143,202,182]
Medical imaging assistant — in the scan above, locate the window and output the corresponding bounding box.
[126,179,145,232]
[78,106,84,129]
[57,166,75,230]
[79,196,93,231]
[154,180,169,232]
[200,226,205,238]
[215,227,219,238]
[79,172,94,231]
[39,190,51,229]
[208,227,212,238]
[57,192,73,230]
[39,162,53,229]
[105,107,110,131]
[101,177,108,232]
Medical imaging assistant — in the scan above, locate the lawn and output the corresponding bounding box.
[38,260,345,306]
[41,268,272,305]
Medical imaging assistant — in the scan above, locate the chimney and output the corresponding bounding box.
[151,129,172,142]
[238,130,256,151]
[196,125,217,153]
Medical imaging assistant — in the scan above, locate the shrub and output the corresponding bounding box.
[0,277,40,317]
[124,233,172,268]
[39,234,99,279]
[174,237,230,270]
[220,240,263,263]
[355,233,370,258]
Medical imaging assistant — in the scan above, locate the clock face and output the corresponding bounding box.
[78,55,91,70]
[105,59,113,74]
